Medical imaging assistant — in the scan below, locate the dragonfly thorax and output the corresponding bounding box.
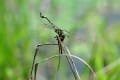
[55,29,65,42]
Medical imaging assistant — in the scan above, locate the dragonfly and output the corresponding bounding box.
[29,12,80,80]
[29,12,96,80]
[40,12,81,79]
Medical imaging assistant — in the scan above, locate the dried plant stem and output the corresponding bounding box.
[63,46,80,80]
[56,35,80,80]
[29,43,57,80]
[34,63,38,80]
[38,54,96,80]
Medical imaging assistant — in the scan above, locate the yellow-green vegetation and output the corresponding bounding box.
[0,0,120,80]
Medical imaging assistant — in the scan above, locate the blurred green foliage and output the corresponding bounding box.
[0,0,120,80]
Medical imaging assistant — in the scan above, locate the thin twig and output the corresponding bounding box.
[38,54,96,80]
[57,36,80,80]
[30,43,57,80]
[34,63,39,80]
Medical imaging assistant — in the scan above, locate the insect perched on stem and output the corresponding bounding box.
[39,12,67,72]
[29,12,96,80]
[39,12,66,42]
[39,12,80,80]
[29,12,80,80]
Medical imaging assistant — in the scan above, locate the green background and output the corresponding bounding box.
[0,0,120,80]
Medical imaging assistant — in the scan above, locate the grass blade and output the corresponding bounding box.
[34,63,39,80]
[38,53,96,80]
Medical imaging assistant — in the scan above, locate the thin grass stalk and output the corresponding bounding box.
[34,63,39,80]
[56,35,80,80]
[29,43,57,80]
[63,46,80,80]
[38,54,96,80]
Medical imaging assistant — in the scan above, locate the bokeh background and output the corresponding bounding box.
[0,0,120,80]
